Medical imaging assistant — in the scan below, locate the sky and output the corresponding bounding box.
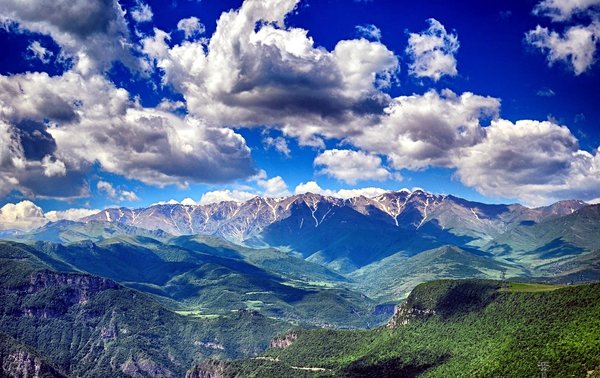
[0,0,599,229]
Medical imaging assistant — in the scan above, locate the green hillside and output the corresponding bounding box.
[5,237,381,329]
[485,205,600,263]
[223,279,600,377]
[350,245,524,300]
[0,242,291,377]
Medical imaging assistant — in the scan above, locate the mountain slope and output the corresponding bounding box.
[4,238,380,328]
[0,333,67,378]
[80,190,588,272]
[0,241,291,377]
[350,245,524,300]
[485,204,600,265]
[223,280,600,377]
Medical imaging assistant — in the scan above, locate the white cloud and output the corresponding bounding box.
[314,149,391,184]
[97,180,117,198]
[199,189,258,205]
[528,0,600,75]
[96,181,138,202]
[350,89,500,170]
[177,16,205,39]
[0,71,255,199]
[45,208,100,222]
[257,176,291,197]
[335,187,389,198]
[152,199,180,205]
[180,197,197,206]
[119,190,139,202]
[294,181,336,197]
[141,0,398,145]
[406,18,460,81]
[150,197,197,206]
[263,136,291,157]
[453,119,600,206]
[526,22,600,75]
[533,0,600,21]
[26,41,53,63]
[294,181,388,199]
[0,200,46,231]
[41,156,66,177]
[198,172,292,205]
[0,0,135,74]
[0,200,98,231]
[131,1,153,23]
[0,0,598,208]
[355,24,382,41]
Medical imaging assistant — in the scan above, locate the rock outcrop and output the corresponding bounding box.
[269,331,298,349]
[387,303,435,328]
[186,360,230,378]
[0,334,66,378]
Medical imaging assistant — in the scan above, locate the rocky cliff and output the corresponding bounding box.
[0,334,66,378]
[269,331,298,349]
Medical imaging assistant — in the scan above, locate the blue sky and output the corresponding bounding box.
[0,0,599,221]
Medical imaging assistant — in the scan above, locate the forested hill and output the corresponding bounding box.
[217,280,600,377]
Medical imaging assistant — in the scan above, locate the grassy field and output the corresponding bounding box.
[504,282,566,292]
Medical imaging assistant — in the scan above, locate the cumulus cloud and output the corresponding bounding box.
[406,18,460,81]
[533,0,600,21]
[0,0,134,74]
[0,200,98,231]
[453,119,600,205]
[257,176,291,197]
[526,22,600,75]
[177,16,205,39]
[1,0,599,208]
[119,190,139,202]
[0,201,46,231]
[527,0,600,75]
[0,71,256,198]
[180,197,197,206]
[294,181,388,199]
[0,116,89,199]
[314,149,391,184]
[199,189,258,205]
[198,171,292,205]
[355,24,382,41]
[142,0,398,145]
[350,89,500,169]
[45,208,100,222]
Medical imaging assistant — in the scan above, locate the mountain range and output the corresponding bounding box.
[75,190,599,294]
[1,189,599,376]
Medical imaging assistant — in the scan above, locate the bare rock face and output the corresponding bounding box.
[26,271,118,299]
[12,271,119,318]
[121,355,173,378]
[185,360,230,378]
[3,351,42,378]
[0,337,66,378]
[269,331,298,349]
[387,303,435,328]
